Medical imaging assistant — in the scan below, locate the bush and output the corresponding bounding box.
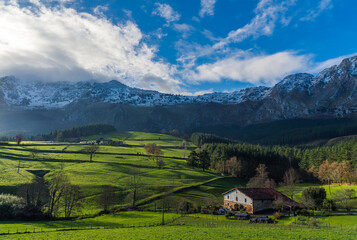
[0,194,25,220]
[178,200,193,214]
[296,216,309,225]
[309,217,321,228]
[302,187,326,210]
[272,212,283,220]
[296,209,312,216]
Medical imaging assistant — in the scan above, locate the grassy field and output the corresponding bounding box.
[0,131,230,215]
[1,131,357,239]
[1,214,356,240]
[0,211,180,234]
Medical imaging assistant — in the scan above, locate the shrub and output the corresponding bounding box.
[296,216,309,225]
[302,187,326,210]
[272,211,282,220]
[309,218,321,228]
[0,194,25,220]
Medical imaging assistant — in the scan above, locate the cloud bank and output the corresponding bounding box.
[0,0,349,95]
[0,1,179,93]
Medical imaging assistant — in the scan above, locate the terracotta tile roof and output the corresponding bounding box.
[223,188,302,207]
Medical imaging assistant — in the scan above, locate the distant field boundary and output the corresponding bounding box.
[2,147,189,160]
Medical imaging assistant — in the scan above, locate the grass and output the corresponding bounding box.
[0,131,224,215]
[0,211,180,234]
[1,130,357,239]
[1,214,356,239]
[277,183,357,201]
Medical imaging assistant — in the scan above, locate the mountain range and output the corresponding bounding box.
[0,55,356,137]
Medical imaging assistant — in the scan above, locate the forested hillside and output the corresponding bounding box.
[189,133,357,182]
[194,118,357,145]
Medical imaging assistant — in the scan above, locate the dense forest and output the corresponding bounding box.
[33,124,116,141]
[194,118,357,145]
[189,133,357,182]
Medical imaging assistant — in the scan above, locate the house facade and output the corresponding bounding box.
[223,188,301,213]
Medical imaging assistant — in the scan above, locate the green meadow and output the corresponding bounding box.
[0,131,234,215]
[1,215,356,240]
[1,131,356,239]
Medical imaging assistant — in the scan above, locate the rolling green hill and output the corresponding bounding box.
[0,131,242,215]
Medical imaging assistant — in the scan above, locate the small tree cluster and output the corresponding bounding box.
[317,160,355,194]
[47,171,82,218]
[144,143,163,160]
[187,149,210,171]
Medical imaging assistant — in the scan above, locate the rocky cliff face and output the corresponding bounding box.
[0,56,356,134]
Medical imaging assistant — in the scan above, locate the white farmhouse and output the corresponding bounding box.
[222,188,301,213]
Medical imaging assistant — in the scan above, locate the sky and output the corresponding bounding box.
[0,0,356,95]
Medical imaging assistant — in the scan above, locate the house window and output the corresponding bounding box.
[245,198,247,203]
[236,197,238,201]
[227,195,229,199]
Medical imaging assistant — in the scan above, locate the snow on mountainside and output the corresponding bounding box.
[0,77,270,109]
[0,55,357,110]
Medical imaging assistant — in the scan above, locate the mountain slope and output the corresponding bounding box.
[0,56,356,136]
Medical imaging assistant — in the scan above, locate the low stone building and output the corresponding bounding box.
[101,139,123,146]
[222,188,301,213]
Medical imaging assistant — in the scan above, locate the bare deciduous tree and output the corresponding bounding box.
[247,164,275,188]
[15,134,24,145]
[63,184,82,218]
[83,145,99,162]
[125,169,144,209]
[225,156,242,177]
[47,171,70,217]
[318,160,333,195]
[18,177,49,209]
[29,148,39,160]
[144,143,163,160]
[281,168,299,200]
[98,185,117,212]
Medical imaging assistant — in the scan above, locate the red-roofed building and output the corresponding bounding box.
[222,188,302,213]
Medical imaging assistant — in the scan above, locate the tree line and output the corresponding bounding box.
[32,124,116,141]
[194,118,357,145]
[187,136,357,182]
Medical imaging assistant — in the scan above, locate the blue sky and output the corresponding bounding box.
[0,0,356,94]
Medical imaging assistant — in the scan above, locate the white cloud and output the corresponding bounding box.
[188,51,357,86]
[213,0,296,49]
[0,1,180,93]
[93,5,108,17]
[189,51,312,85]
[181,89,214,96]
[172,23,195,38]
[199,0,217,18]
[152,3,180,26]
[309,53,357,73]
[300,0,333,21]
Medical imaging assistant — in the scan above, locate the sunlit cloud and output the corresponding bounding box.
[0,1,180,93]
